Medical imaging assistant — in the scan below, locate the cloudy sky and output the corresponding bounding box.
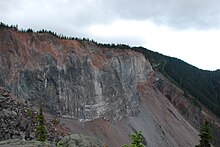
[1,0,220,70]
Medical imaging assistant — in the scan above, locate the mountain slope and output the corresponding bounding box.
[132,47,220,117]
[0,26,219,146]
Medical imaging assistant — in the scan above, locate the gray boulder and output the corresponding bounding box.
[57,134,106,147]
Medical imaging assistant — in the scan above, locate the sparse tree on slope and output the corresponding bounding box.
[36,100,47,141]
[196,120,213,147]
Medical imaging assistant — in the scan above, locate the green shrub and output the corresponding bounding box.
[122,131,144,147]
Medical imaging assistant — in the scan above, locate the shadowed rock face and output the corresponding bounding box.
[0,28,152,122]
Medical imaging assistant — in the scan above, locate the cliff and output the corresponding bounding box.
[0,28,152,122]
[0,27,219,146]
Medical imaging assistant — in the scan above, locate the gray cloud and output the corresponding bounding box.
[0,0,118,37]
[1,0,220,32]
[105,0,220,29]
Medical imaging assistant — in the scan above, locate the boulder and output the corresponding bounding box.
[57,134,106,147]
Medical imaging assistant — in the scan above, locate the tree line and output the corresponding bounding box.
[0,22,131,49]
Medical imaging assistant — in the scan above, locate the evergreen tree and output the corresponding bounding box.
[196,121,213,147]
[122,131,144,147]
[36,101,47,141]
[26,28,33,33]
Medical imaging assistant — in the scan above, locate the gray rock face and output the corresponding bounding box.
[0,29,153,122]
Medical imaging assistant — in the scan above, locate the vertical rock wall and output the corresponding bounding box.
[0,29,153,121]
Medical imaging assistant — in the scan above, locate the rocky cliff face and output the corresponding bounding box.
[1,28,219,147]
[0,28,152,122]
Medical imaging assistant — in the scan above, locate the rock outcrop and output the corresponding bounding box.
[57,134,106,147]
[0,86,37,141]
[0,28,152,122]
[1,27,219,147]
[0,86,70,142]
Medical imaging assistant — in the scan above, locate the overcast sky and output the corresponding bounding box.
[1,0,220,70]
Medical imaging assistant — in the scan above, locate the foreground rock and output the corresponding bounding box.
[0,134,105,147]
[0,87,70,142]
[57,134,106,147]
[0,139,55,147]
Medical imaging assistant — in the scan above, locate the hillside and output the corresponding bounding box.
[132,47,220,117]
[0,24,220,146]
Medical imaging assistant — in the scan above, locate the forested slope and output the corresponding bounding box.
[132,47,220,117]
